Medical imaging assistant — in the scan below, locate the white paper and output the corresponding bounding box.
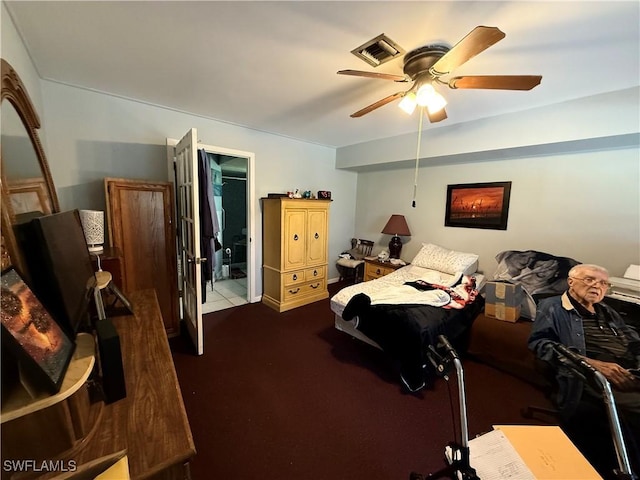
[468,429,536,480]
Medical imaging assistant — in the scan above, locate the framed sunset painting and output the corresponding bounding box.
[445,182,512,230]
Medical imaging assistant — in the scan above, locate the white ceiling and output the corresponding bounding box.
[5,1,640,148]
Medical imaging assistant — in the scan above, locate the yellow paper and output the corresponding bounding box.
[493,425,601,480]
[95,455,130,480]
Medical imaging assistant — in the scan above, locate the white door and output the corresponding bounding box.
[167,136,258,306]
[175,128,204,355]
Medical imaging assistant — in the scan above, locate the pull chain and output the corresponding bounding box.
[412,106,424,208]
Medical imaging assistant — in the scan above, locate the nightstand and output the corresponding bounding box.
[364,258,406,281]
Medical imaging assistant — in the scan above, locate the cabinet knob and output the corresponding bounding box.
[314,232,319,239]
[376,268,381,274]
[293,274,298,281]
[293,234,299,241]
[313,270,318,276]
[289,288,300,294]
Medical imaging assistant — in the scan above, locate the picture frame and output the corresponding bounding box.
[1,267,75,394]
[445,181,512,230]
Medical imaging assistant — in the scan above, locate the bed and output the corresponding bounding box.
[331,243,486,392]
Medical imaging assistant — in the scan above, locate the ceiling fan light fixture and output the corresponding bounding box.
[416,83,447,114]
[398,92,417,115]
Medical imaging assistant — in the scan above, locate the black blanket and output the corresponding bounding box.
[342,292,484,391]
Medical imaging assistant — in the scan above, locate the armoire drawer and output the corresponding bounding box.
[283,278,326,302]
[305,265,325,281]
[283,270,306,287]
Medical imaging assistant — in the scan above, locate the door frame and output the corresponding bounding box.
[166,138,258,304]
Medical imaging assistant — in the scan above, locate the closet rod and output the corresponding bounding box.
[221,176,247,181]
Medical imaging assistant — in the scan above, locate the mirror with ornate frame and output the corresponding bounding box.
[1,58,60,278]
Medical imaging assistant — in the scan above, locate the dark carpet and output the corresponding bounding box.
[170,282,551,480]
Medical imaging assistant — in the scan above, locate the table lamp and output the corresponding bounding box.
[381,214,411,259]
[79,209,105,253]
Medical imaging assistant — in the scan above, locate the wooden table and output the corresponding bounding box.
[76,289,195,479]
[2,290,195,480]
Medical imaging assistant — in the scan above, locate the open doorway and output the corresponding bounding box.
[166,134,257,328]
[202,153,248,313]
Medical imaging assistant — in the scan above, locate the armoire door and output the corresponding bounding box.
[306,208,328,266]
[105,177,179,336]
[283,208,306,271]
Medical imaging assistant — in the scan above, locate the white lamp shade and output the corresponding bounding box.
[398,92,417,115]
[416,83,447,114]
[79,210,105,252]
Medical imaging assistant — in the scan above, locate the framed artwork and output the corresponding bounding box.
[0,268,75,393]
[445,181,512,230]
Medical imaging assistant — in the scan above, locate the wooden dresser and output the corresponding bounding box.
[0,290,195,480]
[261,198,331,312]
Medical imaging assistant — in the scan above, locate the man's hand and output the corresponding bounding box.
[584,358,639,391]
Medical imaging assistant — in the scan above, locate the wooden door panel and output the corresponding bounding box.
[105,178,179,336]
[283,209,306,270]
[306,209,327,265]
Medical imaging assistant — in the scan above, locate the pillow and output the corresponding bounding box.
[410,243,479,275]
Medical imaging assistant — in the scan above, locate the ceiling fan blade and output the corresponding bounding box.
[448,75,542,90]
[350,92,404,118]
[430,26,506,75]
[426,107,448,123]
[338,69,408,82]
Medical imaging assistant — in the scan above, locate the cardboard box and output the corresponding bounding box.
[485,302,521,322]
[485,281,523,322]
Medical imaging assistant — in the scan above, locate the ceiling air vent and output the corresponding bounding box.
[351,33,405,67]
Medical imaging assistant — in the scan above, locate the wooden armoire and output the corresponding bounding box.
[104,177,179,336]
[262,198,331,312]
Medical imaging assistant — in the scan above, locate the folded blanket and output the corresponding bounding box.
[369,274,478,310]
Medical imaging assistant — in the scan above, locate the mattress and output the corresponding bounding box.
[331,264,486,391]
[331,264,485,348]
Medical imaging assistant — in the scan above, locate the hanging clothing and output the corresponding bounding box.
[206,152,222,246]
[198,149,218,301]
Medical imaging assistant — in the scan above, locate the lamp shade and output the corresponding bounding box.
[79,209,105,252]
[381,215,411,259]
[381,214,411,236]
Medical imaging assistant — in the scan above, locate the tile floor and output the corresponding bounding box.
[202,276,248,314]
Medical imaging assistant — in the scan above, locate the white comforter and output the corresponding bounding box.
[331,264,484,317]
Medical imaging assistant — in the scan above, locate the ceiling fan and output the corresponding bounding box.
[338,26,542,122]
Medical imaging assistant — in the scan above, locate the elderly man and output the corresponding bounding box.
[529,263,640,476]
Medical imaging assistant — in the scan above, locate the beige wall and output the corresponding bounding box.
[351,148,639,277]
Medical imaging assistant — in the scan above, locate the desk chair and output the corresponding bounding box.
[336,238,374,284]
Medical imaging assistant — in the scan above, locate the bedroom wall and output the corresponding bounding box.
[350,147,640,278]
[1,6,358,294]
[36,81,358,292]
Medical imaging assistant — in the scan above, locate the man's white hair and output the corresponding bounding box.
[568,264,609,278]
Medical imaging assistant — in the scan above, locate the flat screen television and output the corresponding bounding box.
[15,209,96,339]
